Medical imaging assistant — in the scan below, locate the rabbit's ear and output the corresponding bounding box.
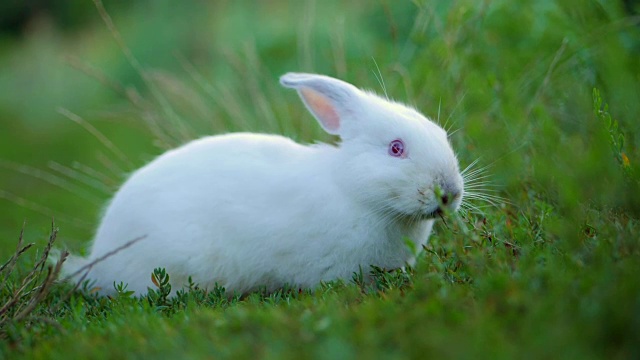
[280,73,360,135]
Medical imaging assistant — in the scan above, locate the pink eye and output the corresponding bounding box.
[388,139,405,157]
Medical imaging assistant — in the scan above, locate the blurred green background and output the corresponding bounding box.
[0,0,639,262]
[1,1,640,358]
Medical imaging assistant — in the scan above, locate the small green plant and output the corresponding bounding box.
[113,281,135,298]
[368,266,414,294]
[147,268,171,311]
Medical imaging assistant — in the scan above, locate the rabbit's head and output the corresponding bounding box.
[281,73,463,220]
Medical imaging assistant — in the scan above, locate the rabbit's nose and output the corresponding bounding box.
[440,190,461,207]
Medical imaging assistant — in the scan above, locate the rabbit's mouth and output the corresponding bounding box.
[423,208,443,219]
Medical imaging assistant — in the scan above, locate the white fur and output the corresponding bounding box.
[61,73,464,295]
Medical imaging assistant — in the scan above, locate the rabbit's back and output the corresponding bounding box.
[93,132,317,249]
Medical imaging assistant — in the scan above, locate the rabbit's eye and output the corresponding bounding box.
[388,139,405,157]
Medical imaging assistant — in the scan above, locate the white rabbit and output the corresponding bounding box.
[61,73,464,295]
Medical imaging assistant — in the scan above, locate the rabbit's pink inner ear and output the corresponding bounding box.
[300,88,340,134]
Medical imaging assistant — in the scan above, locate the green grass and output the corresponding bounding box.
[1,0,640,358]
